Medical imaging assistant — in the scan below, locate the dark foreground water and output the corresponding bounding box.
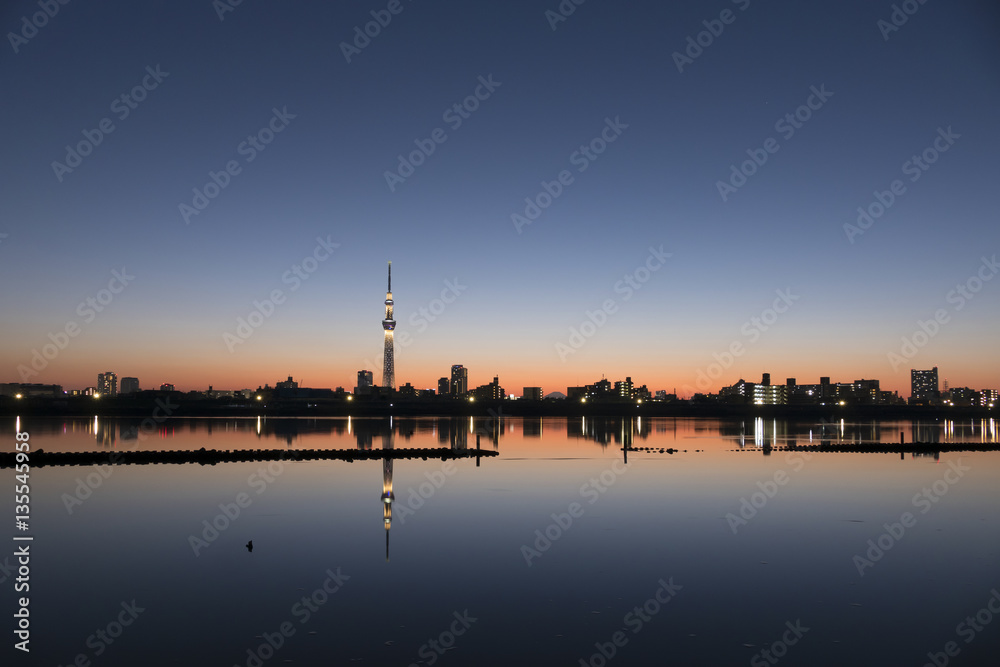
[3,416,999,666]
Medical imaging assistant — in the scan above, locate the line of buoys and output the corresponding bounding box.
[0,446,497,468]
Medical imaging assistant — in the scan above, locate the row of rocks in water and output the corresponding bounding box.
[751,442,1000,453]
[0,446,497,468]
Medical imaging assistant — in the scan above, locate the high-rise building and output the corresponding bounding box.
[472,376,505,401]
[159,383,175,392]
[450,365,468,396]
[97,372,117,396]
[438,377,450,396]
[523,387,543,400]
[615,377,634,399]
[120,377,139,395]
[355,370,374,396]
[911,367,939,402]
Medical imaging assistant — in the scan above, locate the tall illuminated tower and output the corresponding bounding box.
[382,261,396,390]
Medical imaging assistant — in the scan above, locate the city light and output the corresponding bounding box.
[347,395,353,401]
[255,395,262,401]
[14,393,22,399]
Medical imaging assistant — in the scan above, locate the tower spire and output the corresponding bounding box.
[382,262,396,389]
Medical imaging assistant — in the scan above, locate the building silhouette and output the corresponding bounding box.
[450,365,468,396]
[382,261,396,390]
[97,372,117,396]
[120,377,139,395]
[356,370,374,396]
[911,367,939,403]
[472,375,505,401]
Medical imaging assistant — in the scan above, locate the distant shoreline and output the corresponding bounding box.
[1,394,995,421]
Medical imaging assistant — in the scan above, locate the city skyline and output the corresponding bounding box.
[5,362,996,405]
[2,1,998,401]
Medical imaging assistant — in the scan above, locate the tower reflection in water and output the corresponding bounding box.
[381,425,394,562]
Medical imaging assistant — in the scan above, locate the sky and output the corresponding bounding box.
[1,0,998,397]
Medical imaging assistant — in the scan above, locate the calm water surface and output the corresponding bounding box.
[3,416,999,666]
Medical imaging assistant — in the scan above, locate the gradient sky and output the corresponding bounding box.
[1,0,998,396]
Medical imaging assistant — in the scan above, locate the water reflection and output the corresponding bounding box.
[7,415,998,455]
[382,428,394,562]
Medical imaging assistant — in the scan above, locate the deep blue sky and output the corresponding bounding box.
[2,0,998,394]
